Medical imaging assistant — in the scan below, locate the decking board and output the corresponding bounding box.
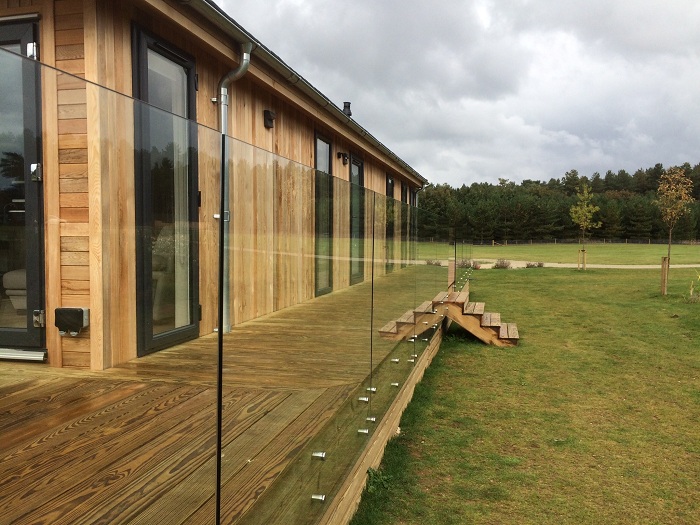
[1,266,447,525]
[68,389,295,525]
[1,384,215,524]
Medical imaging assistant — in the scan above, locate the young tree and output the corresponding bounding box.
[569,182,601,253]
[655,166,695,294]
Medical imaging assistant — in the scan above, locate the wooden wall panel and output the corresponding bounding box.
[273,162,315,311]
[6,0,418,369]
[230,144,274,325]
[197,130,221,335]
[55,0,89,368]
[301,166,315,299]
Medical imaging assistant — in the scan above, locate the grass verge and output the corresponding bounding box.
[351,267,700,525]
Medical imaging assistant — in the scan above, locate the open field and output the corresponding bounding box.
[351,267,700,525]
[418,241,700,266]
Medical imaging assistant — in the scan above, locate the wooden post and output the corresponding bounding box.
[661,256,669,296]
[577,249,587,270]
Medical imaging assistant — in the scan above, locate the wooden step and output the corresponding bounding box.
[455,291,469,305]
[414,301,435,314]
[481,312,501,328]
[379,320,397,335]
[446,292,461,303]
[463,302,485,315]
[395,310,416,326]
[499,323,519,340]
[432,291,450,305]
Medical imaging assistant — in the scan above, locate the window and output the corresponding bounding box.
[385,174,395,273]
[132,26,199,355]
[314,135,333,296]
[349,155,364,284]
[401,183,409,268]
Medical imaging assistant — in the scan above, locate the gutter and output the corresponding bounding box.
[181,0,426,186]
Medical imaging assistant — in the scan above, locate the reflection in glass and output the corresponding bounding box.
[315,170,333,295]
[0,44,29,329]
[315,137,332,295]
[350,157,364,284]
[145,50,191,336]
[385,176,395,273]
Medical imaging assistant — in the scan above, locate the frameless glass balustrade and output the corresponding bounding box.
[0,46,452,525]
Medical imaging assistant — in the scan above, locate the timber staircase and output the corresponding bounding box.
[379,291,519,347]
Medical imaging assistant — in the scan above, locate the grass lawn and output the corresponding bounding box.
[351,266,700,525]
[418,242,700,266]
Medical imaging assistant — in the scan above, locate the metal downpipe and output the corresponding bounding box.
[216,40,252,525]
[218,41,252,334]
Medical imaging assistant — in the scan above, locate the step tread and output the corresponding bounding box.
[446,292,461,303]
[414,301,434,314]
[432,291,450,304]
[499,323,519,339]
[481,312,501,327]
[396,310,416,325]
[379,320,397,334]
[464,302,485,315]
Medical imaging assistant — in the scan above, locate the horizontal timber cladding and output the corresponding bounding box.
[54,0,91,368]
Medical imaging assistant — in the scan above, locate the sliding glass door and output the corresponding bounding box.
[0,21,44,349]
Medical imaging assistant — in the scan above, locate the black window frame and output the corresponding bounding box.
[349,154,365,285]
[314,133,333,296]
[385,174,395,273]
[400,183,409,268]
[0,19,45,350]
[131,24,200,356]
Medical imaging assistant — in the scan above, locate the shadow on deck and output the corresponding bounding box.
[0,266,446,525]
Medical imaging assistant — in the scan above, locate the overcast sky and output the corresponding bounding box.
[215,0,700,187]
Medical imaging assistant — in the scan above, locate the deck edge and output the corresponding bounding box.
[317,325,444,525]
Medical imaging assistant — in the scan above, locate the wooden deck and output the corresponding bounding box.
[0,266,446,525]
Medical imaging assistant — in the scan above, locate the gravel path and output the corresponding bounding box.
[474,259,700,269]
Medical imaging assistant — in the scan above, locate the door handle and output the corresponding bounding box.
[30,163,42,182]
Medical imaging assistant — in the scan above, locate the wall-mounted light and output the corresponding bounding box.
[264,109,276,129]
[337,152,349,165]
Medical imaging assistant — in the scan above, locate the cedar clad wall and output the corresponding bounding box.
[0,0,91,367]
[1,0,421,369]
[56,0,90,368]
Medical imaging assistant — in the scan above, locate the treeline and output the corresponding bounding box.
[417,163,700,243]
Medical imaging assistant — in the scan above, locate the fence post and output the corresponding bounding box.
[577,249,587,270]
[661,256,669,296]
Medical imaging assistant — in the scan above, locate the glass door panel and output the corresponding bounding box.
[133,28,198,355]
[0,22,43,348]
[147,51,191,335]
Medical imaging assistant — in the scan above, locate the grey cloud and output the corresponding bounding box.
[217,0,700,186]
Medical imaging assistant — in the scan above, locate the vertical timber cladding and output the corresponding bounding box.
[229,77,316,323]
[55,0,91,368]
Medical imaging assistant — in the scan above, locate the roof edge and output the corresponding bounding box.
[182,0,427,185]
